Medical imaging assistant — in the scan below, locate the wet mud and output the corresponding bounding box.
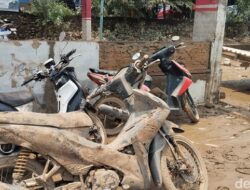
[171,58,250,189]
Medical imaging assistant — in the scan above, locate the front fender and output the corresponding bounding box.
[0,102,17,112]
[163,120,184,134]
[149,120,184,187]
[149,133,166,187]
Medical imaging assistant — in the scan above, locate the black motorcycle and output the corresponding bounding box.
[149,40,200,123]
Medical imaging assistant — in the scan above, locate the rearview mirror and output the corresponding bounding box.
[10,28,16,32]
[132,52,141,61]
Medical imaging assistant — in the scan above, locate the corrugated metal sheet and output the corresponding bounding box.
[223,46,250,58]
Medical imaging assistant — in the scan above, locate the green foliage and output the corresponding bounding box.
[92,0,193,18]
[30,0,74,26]
[167,0,193,12]
[226,0,249,37]
[106,0,145,17]
[237,0,250,23]
[227,0,250,24]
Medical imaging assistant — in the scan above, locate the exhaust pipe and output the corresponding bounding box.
[0,144,15,154]
[98,104,129,121]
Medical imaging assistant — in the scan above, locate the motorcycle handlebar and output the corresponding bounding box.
[148,42,184,63]
[65,49,76,58]
[148,46,172,62]
[175,42,184,48]
[21,70,47,86]
[59,49,77,66]
[21,76,34,86]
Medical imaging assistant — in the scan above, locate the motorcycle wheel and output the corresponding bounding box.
[87,111,107,144]
[161,135,208,190]
[0,155,55,190]
[181,92,199,123]
[94,95,126,136]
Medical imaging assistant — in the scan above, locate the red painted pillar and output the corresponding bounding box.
[193,0,221,42]
[82,0,92,40]
[194,0,219,12]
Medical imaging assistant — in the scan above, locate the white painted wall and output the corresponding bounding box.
[189,80,207,104]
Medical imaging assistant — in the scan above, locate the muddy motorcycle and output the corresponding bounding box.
[0,88,34,112]
[0,49,106,161]
[91,43,199,123]
[88,41,199,136]
[87,67,151,135]
[0,54,208,190]
[0,88,34,154]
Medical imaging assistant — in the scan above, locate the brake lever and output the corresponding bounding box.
[34,70,46,81]
[71,54,82,60]
[175,42,185,49]
[176,46,186,50]
[144,59,160,69]
[66,54,81,64]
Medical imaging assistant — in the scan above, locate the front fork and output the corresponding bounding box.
[159,129,181,160]
[150,122,185,187]
[159,128,189,167]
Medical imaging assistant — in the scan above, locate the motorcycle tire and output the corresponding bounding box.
[161,135,208,190]
[0,155,55,190]
[87,111,107,144]
[181,92,199,123]
[94,95,127,136]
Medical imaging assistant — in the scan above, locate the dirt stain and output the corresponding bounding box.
[240,61,250,69]
[11,79,17,88]
[32,40,41,50]
[48,41,55,58]
[13,41,22,47]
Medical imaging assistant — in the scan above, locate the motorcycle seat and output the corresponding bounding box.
[0,111,93,129]
[0,89,34,107]
[89,68,116,76]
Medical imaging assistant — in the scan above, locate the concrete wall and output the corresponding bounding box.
[192,0,228,104]
[193,12,217,42]
[0,40,99,110]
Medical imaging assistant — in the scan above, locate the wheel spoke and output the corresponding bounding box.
[1,167,3,182]
[5,168,9,183]
[161,136,207,190]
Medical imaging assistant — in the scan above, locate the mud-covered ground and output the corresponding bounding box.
[173,58,250,189]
